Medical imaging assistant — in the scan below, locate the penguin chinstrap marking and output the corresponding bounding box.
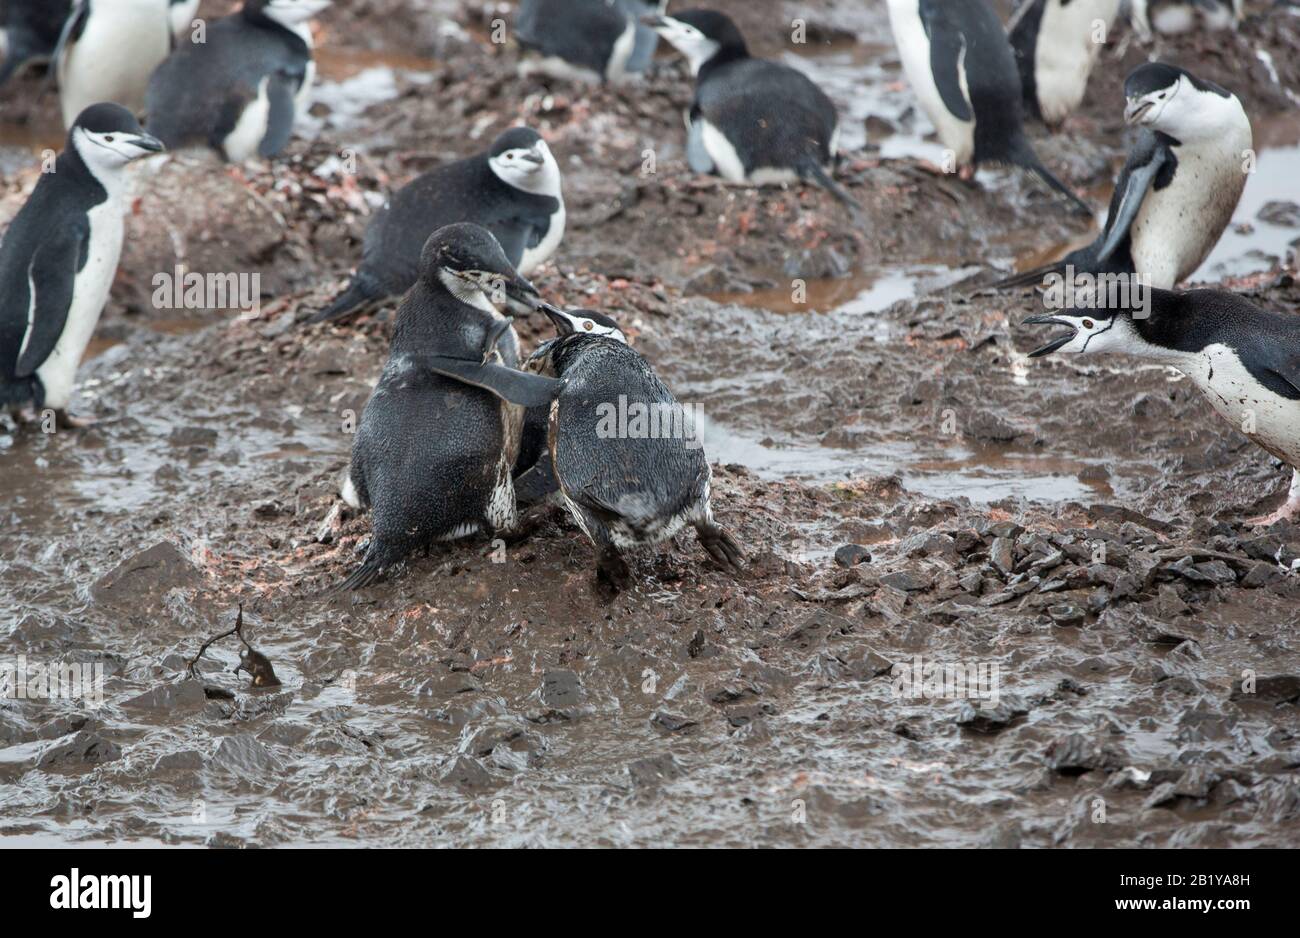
[1024,287,1300,526]
[515,0,666,84]
[1009,0,1121,129]
[330,224,565,593]
[145,0,331,163]
[995,63,1252,292]
[0,0,71,86]
[308,127,565,325]
[645,9,865,223]
[54,0,174,130]
[0,104,164,427]
[885,0,1091,215]
[517,305,745,593]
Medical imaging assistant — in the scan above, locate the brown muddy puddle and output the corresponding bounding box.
[3,2,1300,849]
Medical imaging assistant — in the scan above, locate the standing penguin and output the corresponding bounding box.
[1024,288,1300,526]
[646,9,862,219]
[885,0,1092,214]
[332,224,563,592]
[1010,0,1121,128]
[309,127,565,325]
[996,63,1252,290]
[1129,0,1243,38]
[515,0,665,84]
[0,0,71,86]
[516,305,745,592]
[54,0,174,129]
[145,0,330,163]
[0,104,164,427]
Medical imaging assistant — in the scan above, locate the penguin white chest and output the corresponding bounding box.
[36,195,126,410]
[519,202,566,277]
[887,1,975,165]
[1033,0,1118,125]
[1130,132,1250,287]
[222,77,273,163]
[59,1,171,128]
[1181,345,1300,466]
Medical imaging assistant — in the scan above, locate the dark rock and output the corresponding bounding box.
[211,734,282,778]
[1048,603,1086,627]
[957,693,1028,733]
[36,731,121,770]
[1230,673,1300,703]
[650,711,697,733]
[833,544,872,567]
[880,569,932,592]
[1045,733,1113,775]
[627,754,683,787]
[990,537,1015,577]
[1258,200,1300,227]
[168,426,218,448]
[540,669,585,710]
[440,755,494,789]
[123,680,207,711]
[92,541,202,609]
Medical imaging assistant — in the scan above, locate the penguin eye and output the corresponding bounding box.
[104,135,115,143]
[1082,319,1095,329]
[583,321,594,331]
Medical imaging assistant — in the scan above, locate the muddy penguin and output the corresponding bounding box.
[332,224,563,592]
[54,0,174,129]
[309,126,565,325]
[645,8,862,220]
[1025,287,1300,526]
[996,63,1252,291]
[515,0,665,84]
[1010,0,1121,128]
[145,0,330,162]
[517,305,745,592]
[0,0,71,86]
[0,104,164,427]
[886,0,1091,214]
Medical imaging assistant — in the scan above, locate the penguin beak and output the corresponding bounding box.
[1022,315,1076,358]
[520,147,545,167]
[1124,98,1155,125]
[641,14,669,29]
[501,271,539,308]
[129,134,165,154]
[540,303,579,336]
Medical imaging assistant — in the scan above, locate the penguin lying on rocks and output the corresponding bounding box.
[330,224,562,593]
[995,63,1252,291]
[516,305,745,592]
[1129,0,1243,39]
[1025,287,1300,526]
[515,0,665,84]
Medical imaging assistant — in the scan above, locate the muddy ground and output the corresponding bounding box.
[1,1,1299,847]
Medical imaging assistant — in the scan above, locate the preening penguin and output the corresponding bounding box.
[515,0,666,84]
[996,63,1252,291]
[54,0,174,129]
[145,0,330,163]
[0,0,71,86]
[331,224,562,593]
[1009,0,1121,128]
[309,127,565,325]
[517,305,745,592]
[645,8,863,220]
[1024,288,1300,526]
[0,104,164,427]
[885,0,1092,214]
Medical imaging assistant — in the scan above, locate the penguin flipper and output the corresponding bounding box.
[258,73,298,159]
[918,0,973,122]
[1096,147,1168,264]
[514,459,561,506]
[14,226,88,378]
[426,357,564,408]
[685,107,715,174]
[46,0,89,94]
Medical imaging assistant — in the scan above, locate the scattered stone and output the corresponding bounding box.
[833,544,871,567]
[36,731,121,770]
[957,693,1028,733]
[650,711,697,733]
[1048,603,1086,627]
[440,755,494,789]
[1045,733,1112,775]
[211,734,282,778]
[879,569,932,592]
[92,541,202,609]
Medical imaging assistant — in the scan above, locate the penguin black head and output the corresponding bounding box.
[245,0,333,29]
[1022,285,1186,358]
[487,127,562,197]
[1122,63,1235,139]
[420,223,540,312]
[69,103,164,171]
[541,305,628,344]
[645,9,748,74]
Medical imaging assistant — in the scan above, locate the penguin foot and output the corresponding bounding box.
[958,165,976,183]
[696,522,746,575]
[1247,472,1300,527]
[53,409,97,429]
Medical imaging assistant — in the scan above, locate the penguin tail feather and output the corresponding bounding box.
[307,271,385,326]
[1008,135,1093,218]
[799,157,867,229]
[322,558,385,597]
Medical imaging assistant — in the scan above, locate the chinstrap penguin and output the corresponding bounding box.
[310,126,565,325]
[517,304,745,592]
[1010,0,1122,128]
[331,223,563,593]
[1025,287,1300,526]
[145,0,330,163]
[886,0,1092,214]
[0,103,164,428]
[515,0,666,84]
[0,0,71,86]
[1129,0,1243,39]
[54,0,174,130]
[997,63,1252,291]
[646,8,864,221]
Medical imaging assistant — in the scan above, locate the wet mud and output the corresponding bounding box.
[1,1,1300,847]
